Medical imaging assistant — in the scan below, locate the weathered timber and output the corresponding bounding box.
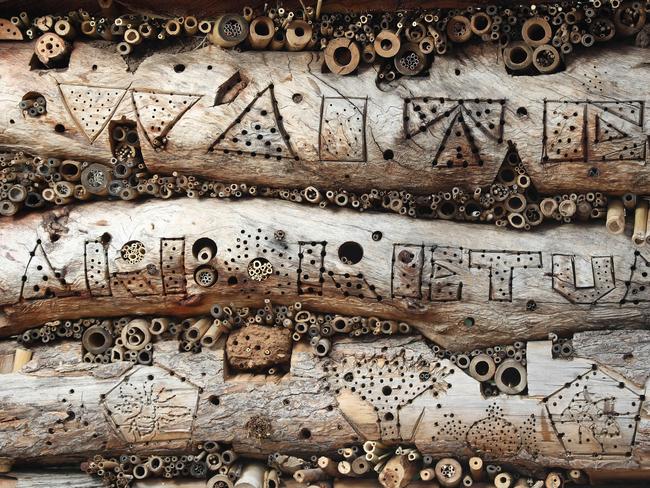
[0,334,648,474]
[0,198,648,348]
[0,42,648,195]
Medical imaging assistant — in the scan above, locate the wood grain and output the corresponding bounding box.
[0,198,648,349]
[0,42,648,195]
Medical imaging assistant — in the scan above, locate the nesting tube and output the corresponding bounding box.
[248,16,274,49]
[324,38,360,75]
[374,30,401,58]
[317,457,340,477]
[212,14,249,48]
[469,354,496,382]
[294,468,328,484]
[446,15,472,43]
[121,319,151,351]
[469,457,484,481]
[186,317,212,342]
[634,200,648,245]
[420,468,436,481]
[12,348,32,372]
[208,474,234,488]
[286,20,312,51]
[495,359,527,395]
[522,17,552,45]
[150,317,169,335]
[494,472,513,488]
[533,45,561,73]
[435,458,463,487]
[606,199,625,234]
[470,12,492,36]
[504,42,533,71]
[314,338,331,357]
[82,325,114,354]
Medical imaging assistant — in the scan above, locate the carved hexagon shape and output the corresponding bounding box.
[101,366,199,443]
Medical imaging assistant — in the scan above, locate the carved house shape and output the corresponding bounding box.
[545,365,643,457]
[209,84,297,160]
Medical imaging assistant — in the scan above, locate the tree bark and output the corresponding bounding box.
[0,198,648,349]
[0,334,648,475]
[0,42,648,195]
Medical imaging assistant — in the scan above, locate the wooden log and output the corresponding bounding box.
[0,198,649,349]
[0,335,648,474]
[0,42,648,195]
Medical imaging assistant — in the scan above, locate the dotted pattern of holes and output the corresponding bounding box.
[132,91,199,145]
[544,365,642,457]
[225,324,292,371]
[85,239,111,296]
[404,97,506,168]
[543,100,646,163]
[224,228,292,297]
[59,85,126,141]
[20,240,68,300]
[552,254,615,304]
[325,352,450,439]
[320,97,366,162]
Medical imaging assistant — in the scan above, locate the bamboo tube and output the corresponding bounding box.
[558,199,577,218]
[435,458,462,488]
[184,16,199,35]
[12,348,32,372]
[469,457,484,481]
[606,199,625,234]
[186,317,212,341]
[264,468,280,488]
[540,198,558,217]
[201,319,230,347]
[544,472,563,488]
[623,192,637,209]
[235,462,265,488]
[208,474,234,488]
[337,461,352,476]
[54,19,76,40]
[351,456,370,475]
[633,200,648,245]
[294,468,328,484]
[286,20,312,51]
[462,475,473,487]
[494,473,513,488]
[150,317,169,335]
[124,28,142,45]
[421,468,436,480]
[317,457,340,477]
[248,16,274,49]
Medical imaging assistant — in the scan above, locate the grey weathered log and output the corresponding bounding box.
[0,41,648,195]
[0,334,648,475]
[0,199,649,349]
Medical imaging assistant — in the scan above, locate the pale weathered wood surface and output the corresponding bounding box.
[0,41,648,195]
[0,198,648,348]
[0,334,648,474]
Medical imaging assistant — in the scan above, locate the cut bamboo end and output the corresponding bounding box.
[0,457,13,473]
[605,199,625,235]
[12,348,32,372]
[633,200,648,245]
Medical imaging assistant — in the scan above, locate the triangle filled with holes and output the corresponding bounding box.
[591,101,643,126]
[132,90,201,148]
[209,85,296,160]
[21,242,70,300]
[404,98,460,139]
[594,114,629,143]
[432,263,457,280]
[461,101,504,142]
[432,111,481,167]
[59,83,128,143]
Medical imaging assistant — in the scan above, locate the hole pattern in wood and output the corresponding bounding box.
[84,239,111,297]
[132,90,201,148]
[403,98,506,168]
[326,352,450,439]
[297,241,326,296]
[391,244,463,301]
[102,367,199,443]
[59,84,128,143]
[469,250,543,301]
[319,96,367,162]
[551,254,616,304]
[209,84,297,160]
[624,250,650,303]
[541,100,647,164]
[20,240,71,300]
[545,366,643,457]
